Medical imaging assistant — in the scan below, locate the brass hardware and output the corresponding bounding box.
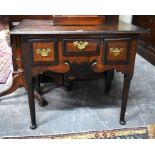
[16,58,21,61]
[36,48,52,57]
[68,76,75,80]
[73,41,88,50]
[110,48,124,56]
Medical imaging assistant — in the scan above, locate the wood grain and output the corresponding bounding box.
[53,15,105,25]
[104,38,130,64]
[32,41,55,62]
[10,19,148,35]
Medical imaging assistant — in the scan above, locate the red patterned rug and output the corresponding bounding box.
[2,127,150,139]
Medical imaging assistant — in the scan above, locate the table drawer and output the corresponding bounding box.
[29,38,58,65]
[103,38,131,64]
[62,39,100,56]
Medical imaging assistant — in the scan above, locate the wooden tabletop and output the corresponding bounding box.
[10,19,148,35]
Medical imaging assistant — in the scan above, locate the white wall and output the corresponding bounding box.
[119,15,133,24]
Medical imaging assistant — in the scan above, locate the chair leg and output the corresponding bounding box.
[0,70,47,107]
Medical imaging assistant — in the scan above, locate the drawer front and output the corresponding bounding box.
[62,39,100,56]
[29,39,58,65]
[103,38,131,64]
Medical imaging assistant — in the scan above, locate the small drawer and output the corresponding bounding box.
[29,39,58,65]
[62,39,100,56]
[103,38,131,64]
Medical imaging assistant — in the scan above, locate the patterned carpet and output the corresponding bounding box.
[0,29,12,84]
[2,127,149,139]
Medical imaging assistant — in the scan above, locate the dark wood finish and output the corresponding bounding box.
[8,15,53,21]
[64,75,72,91]
[27,82,36,129]
[132,15,155,66]
[104,38,131,64]
[138,45,155,65]
[0,15,118,28]
[120,74,131,125]
[0,16,147,129]
[0,15,118,108]
[64,62,105,80]
[104,69,114,94]
[10,19,146,35]
[132,16,153,29]
[0,15,119,86]
[22,39,37,129]
[29,38,59,65]
[105,15,119,24]
[35,76,42,95]
[9,19,147,129]
[62,38,100,56]
[150,19,155,46]
[31,40,55,62]
[53,15,105,25]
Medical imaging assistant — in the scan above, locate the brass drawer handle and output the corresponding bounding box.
[36,48,51,57]
[73,41,88,50]
[110,48,124,56]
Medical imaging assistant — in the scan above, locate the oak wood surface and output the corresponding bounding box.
[53,15,105,25]
[32,41,55,62]
[10,19,148,35]
[104,38,130,64]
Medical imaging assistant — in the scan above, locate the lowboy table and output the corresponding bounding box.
[9,19,147,129]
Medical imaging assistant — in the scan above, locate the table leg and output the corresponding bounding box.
[34,91,48,107]
[120,74,131,125]
[64,76,72,91]
[27,81,37,129]
[104,69,114,94]
[35,75,42,95]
